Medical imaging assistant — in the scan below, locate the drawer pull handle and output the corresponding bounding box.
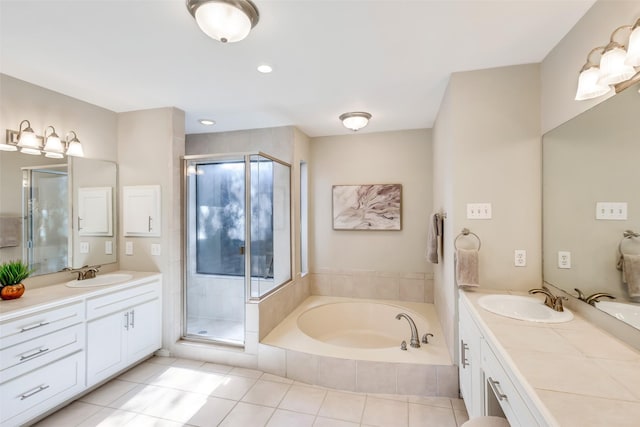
[148,216,152,232]
[488,377,508,401]
[130,309,135,328]
[461,339,470,368]
[124,312,130,330]
[20,321,50,332]
[19,347,50,361]
[20,385,50,400]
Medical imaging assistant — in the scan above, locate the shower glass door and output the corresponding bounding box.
[184,153,291,346]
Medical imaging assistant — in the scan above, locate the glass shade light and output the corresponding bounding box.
[625,21,640,66]
[339,112,372,131]
[16,120,41,155]
[65,131,84,157]
[598,43,637,86]
[43,125,65,158]
[575,66,611,100]
[187,0,260,43]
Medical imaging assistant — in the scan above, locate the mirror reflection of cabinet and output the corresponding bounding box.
[123,185,161,237]
[78,187,113,236]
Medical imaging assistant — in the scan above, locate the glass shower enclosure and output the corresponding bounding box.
[183,153,291,346]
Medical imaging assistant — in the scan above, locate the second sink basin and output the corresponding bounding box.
[478,294,573,323]
[66,273,134,288]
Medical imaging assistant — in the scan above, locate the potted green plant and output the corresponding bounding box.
[0,260,33,300]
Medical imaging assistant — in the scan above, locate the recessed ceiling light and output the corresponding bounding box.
[199,119,216,126]
[257,64,273,74]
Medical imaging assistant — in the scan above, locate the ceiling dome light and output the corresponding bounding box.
[257,64,272,73]
[199,119,216,126]
[186,0,259,43]
[339,112,372,131]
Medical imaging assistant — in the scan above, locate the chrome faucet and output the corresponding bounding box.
[585,292,616,306]
[529,286,566,312]
[395,313,420,348]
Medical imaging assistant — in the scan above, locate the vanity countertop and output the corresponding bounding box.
[0,270,161,321]
[462,289,640,427]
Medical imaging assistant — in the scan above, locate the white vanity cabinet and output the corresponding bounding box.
[458,294,545,426]
[86,279,161,386]
[0,301,86,427]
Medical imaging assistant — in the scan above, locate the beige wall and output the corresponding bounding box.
[117,107,185,352]
[433,64,542,356]
[541,0,640,133]
[309,129,433,274]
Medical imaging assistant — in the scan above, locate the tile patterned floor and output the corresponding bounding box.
[34,357,469,427]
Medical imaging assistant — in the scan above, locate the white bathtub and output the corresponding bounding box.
[262,296,451,365]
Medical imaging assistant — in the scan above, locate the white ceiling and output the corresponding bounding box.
[0,0,596,137]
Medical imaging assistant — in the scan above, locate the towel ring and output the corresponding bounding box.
[454,228,481,251]
[619,230,640,256]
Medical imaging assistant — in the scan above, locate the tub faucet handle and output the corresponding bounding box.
[400,341,407,351]
[422,333,434,344]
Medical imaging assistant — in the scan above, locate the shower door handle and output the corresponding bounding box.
[77,216,83,231]
[239,246,245,255]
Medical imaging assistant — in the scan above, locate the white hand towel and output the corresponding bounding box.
[622,254,640,298]
[426,213,439,264]
[456,248,479,288]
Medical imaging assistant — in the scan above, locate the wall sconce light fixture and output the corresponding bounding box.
[339,112,372,132]
[186,0,260,43]
[3,120,84,158]
[576,18,640,101]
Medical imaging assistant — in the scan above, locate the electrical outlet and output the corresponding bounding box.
[467,203,492,219]
[514,250,526,267]
[105,241,113,255]
[558,251,571,269]
[151,244,161,256]
[125,241,133,256]
[80,242,89,254]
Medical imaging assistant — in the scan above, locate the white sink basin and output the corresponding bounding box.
[478,294,573,323]
[595,301,640,329]
[66,273,134,288]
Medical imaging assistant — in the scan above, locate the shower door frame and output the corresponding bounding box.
[182,152,293,346]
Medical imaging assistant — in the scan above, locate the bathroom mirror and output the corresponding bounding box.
[543,81,640,329]
[0,152,117,276]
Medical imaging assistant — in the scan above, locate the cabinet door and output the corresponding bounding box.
[458,300,484,418]
[126,298,161,362]
[86,310,127,386]
[78,187,113,236]
[122,185,161,236]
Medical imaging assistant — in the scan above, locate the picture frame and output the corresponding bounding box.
[332,184,402,231]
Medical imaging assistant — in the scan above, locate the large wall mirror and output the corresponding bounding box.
[543,81,640,330]
[0,152,117,276]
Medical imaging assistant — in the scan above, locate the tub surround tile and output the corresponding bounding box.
[436,365,460,398]
[258,344,287,377]
[286,350,319,384]
[396,364,437,396]
[399,278,426,302]
[317,357,357,391]
[356,361,397,394]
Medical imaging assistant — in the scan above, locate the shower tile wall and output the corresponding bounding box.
[309,270,433,303]
[187,275,245,325]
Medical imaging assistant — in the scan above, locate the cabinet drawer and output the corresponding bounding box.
[0,351,85,426]
[86,280,160,320]
[0,301,84,349]
[0,323,84,382]
[481,340,538,427]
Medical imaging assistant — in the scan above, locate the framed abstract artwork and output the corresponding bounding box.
[332,184,402,230]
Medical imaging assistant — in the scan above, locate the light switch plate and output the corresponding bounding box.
[467,203,492,219]
[151,244,161,256]
[79,242,89,254]
[125,241,133,256]
[105,241,113,255]
[595,202,627,220]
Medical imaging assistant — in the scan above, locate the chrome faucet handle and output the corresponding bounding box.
[421,333,434,344]
[400,341,407,351]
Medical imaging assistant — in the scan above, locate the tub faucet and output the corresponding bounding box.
[395,313,420,348]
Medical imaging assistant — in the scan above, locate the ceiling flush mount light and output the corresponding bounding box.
[257,64,272,73]
[186,0,260,43]
[199,119,216,126]
[339,112,372,132]
[576,18,640,101]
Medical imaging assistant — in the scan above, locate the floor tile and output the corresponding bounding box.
[33,401,101,426]
[278,384,327,414]
[146,356,177,365]
[454,409,470,427]
[183,396,236,426]
[172,357,206,368]
[266,409,315,427]
[318,390,365,423]
[361,396,408,427]
[313,417,360,427]
[135,387,210,423]
[118,361,168,383]
[242,379,290,407]
[76,407,138,427]
[219,402,275,427]
[148,365,228,394]
[125,413,187,426]
[79,379,138,406]
[229,366,264,378]
[408,402,457,427]
[202,362,234,374]
[106,383,168,413]
[407,395,452,409]
[209,374,258,400]
[261,372,295,384]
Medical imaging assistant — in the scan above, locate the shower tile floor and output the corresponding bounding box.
[186,318,244,343]
[34,356,469,427]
